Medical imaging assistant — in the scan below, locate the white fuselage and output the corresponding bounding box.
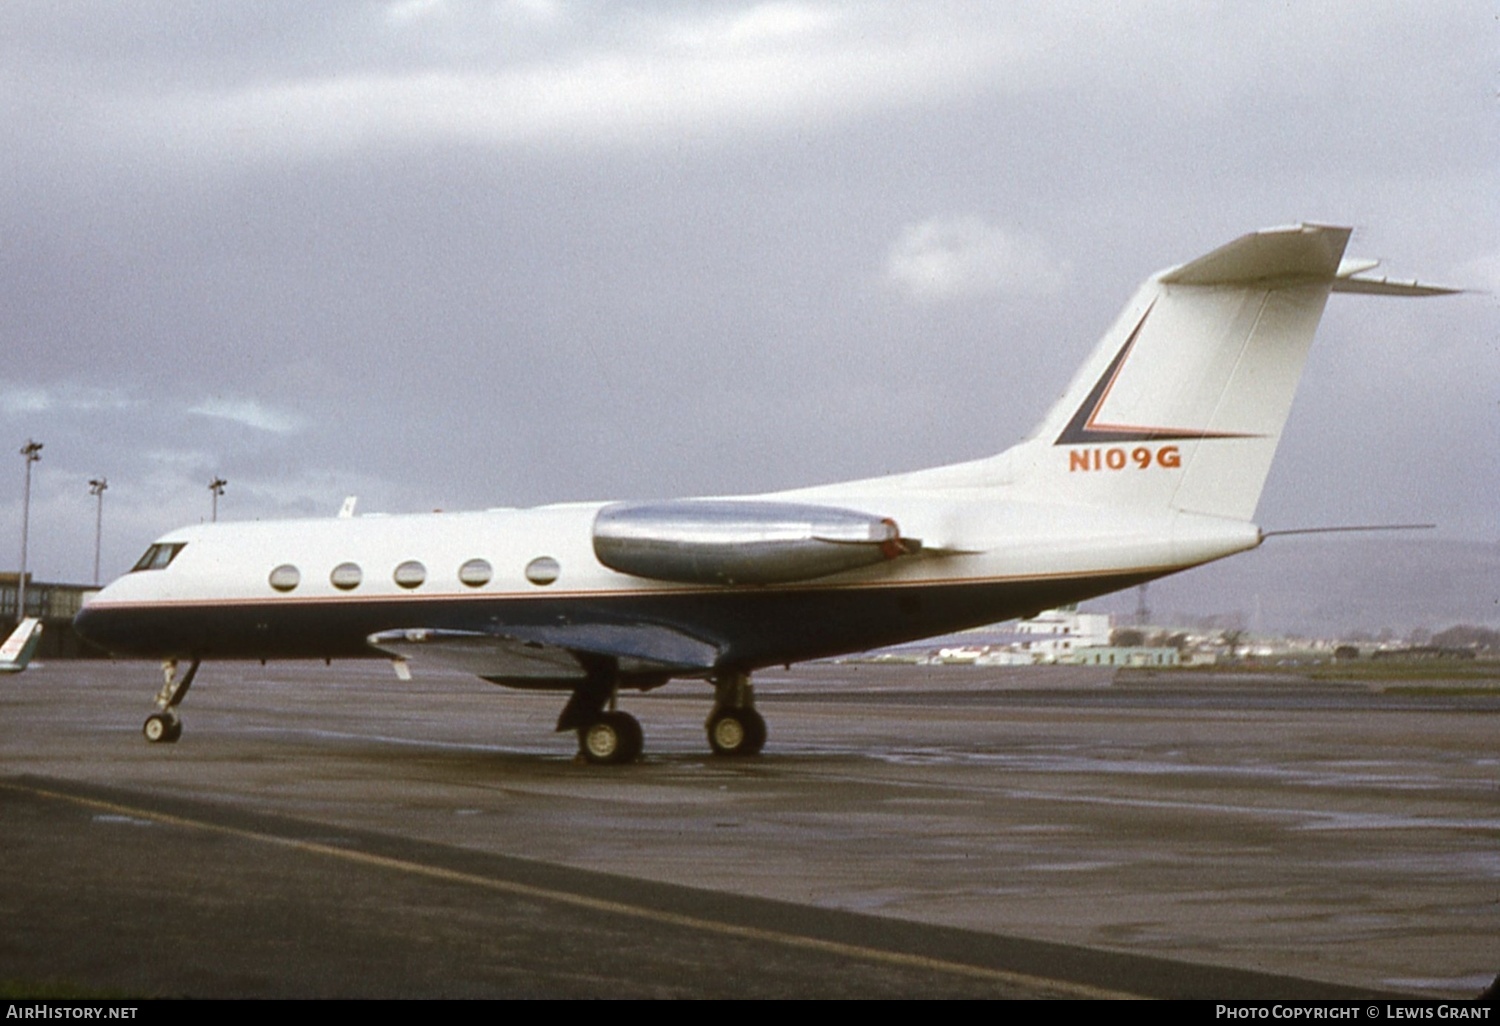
[76,473,1260,678]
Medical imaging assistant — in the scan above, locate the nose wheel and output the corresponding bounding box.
[143,710,182,744]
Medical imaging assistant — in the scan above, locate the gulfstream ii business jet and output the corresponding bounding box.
[73,224,1455,763]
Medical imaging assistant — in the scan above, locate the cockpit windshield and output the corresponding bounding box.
[131,542,186,572]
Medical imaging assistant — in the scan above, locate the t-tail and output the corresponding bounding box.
[995,223,1456,521]
[0,618,44,674]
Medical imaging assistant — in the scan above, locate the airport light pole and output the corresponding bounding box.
[89,477,108,586]
[17,439,42,625]
[208,477,226,522]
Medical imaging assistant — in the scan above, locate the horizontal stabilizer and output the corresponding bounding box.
[1333,254,1460,296]
[1160,224,1351,286]
[1330,275,1460,297]
[1159,225,1459,294]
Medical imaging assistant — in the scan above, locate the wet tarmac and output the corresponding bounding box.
[2,660,1496,998]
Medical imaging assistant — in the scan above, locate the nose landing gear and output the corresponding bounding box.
[143,710,182,743]
[143,658,198,744]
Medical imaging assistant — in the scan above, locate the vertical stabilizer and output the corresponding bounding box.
[1008,224,1354,521]
[772,225,1454,528]
[0,618,44,673]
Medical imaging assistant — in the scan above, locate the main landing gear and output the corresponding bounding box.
[579,711,644,765]
[557,668,644,766]
[143,658,199,744]
[556,667,768,764]
[706,671,766,757]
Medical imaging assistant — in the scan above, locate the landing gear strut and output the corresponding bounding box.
[706,672,766,756]
[557,664,643,765]
[143,658,198,744]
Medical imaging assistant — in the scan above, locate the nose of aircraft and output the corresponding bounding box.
[72,590,132,655]
[72,602,107,648]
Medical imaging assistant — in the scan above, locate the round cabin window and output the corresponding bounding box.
[268,564,301,592]
[393,560,427,589]
[524,556,560,586]
[330,562,362,590]
[458,558,493,587]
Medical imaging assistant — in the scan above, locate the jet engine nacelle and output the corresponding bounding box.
[592,500,915,586]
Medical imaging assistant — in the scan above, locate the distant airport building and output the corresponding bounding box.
[1011,606,1112,661]
[1064,646,1180,667]
[0,573,100,658]
[911,606,1185,666]
[865,605,1151,665]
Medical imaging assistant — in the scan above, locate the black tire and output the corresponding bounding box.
[579,711,643,765]
[143,712,180,744]
[707,707,766,756]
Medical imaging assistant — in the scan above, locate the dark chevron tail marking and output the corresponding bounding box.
[1054,302,1258,446]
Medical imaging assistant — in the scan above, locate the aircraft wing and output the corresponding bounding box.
[367,621,721,684]
[371,497,920,685]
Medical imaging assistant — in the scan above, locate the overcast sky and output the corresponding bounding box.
[2,2,1495,614]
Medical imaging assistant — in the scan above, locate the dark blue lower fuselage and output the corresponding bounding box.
[74,569,1156,685]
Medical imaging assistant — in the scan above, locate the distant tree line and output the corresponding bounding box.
[1109,629,1191,649]
[1108,624,1497,656]
[1428,625,1499,652]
